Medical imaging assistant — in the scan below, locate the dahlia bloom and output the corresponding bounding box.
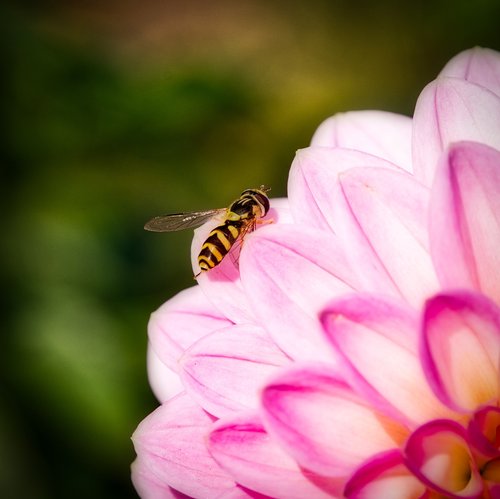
[132,47,500,498]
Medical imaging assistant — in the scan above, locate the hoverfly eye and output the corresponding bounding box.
[253,191,270,216]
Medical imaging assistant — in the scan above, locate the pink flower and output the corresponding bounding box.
[132,47,500,498]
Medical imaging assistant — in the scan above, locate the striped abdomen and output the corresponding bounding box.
[198,221,243,272]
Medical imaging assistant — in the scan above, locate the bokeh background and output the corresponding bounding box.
[2,1,500,497]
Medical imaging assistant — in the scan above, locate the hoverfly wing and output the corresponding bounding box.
[144,208,225,232]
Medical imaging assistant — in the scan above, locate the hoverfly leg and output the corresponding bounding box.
[227,219,257,268]
[256,218,274,226]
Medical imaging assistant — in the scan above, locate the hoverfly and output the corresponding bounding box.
[144,186,271,275]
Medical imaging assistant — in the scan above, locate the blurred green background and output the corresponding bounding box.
[1,1,499,497]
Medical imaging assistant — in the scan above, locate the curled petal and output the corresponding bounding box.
[179,324,290,418]
[261,364,408,477]
[321,295,453,426]
[193,200,292,323]
[421,292,500,413]
[147,345,184,403]
[344,450,426,499]
[240,223,359,361]
[310,111,413,172]
[334,167,438,307]
[440,47,500,97]
[468,406,500,458]
[132,393,236,497]
[209,413,342,498]
[429,141,500,305]
[482,457,500,486]
[148,286,232,371]
[404,419,483,498]
[412,77,500,185]
[288,147,401,232]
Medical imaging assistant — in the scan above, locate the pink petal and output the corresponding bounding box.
[310,111,413,172]
[344,450,426,499]
[321,295,453,426]
[179,324,290,418]
[215,486,272,498]
[148,286,232,371]
[440,47,500,97]
[421,292,500,413]
[132,393,236,497]
[131,456,190,499]
[263,196,295,224]
[209,413,343,498]
[404,419,483,498]
[239,223,359,361]
[261,364,408,477]
[193,201,292,324]
[488,484,500,498]
[429,141,500,305]
[334,166,439,307]
[412,77,500,185]
[288,147,401,232]
[147,344,184,403]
